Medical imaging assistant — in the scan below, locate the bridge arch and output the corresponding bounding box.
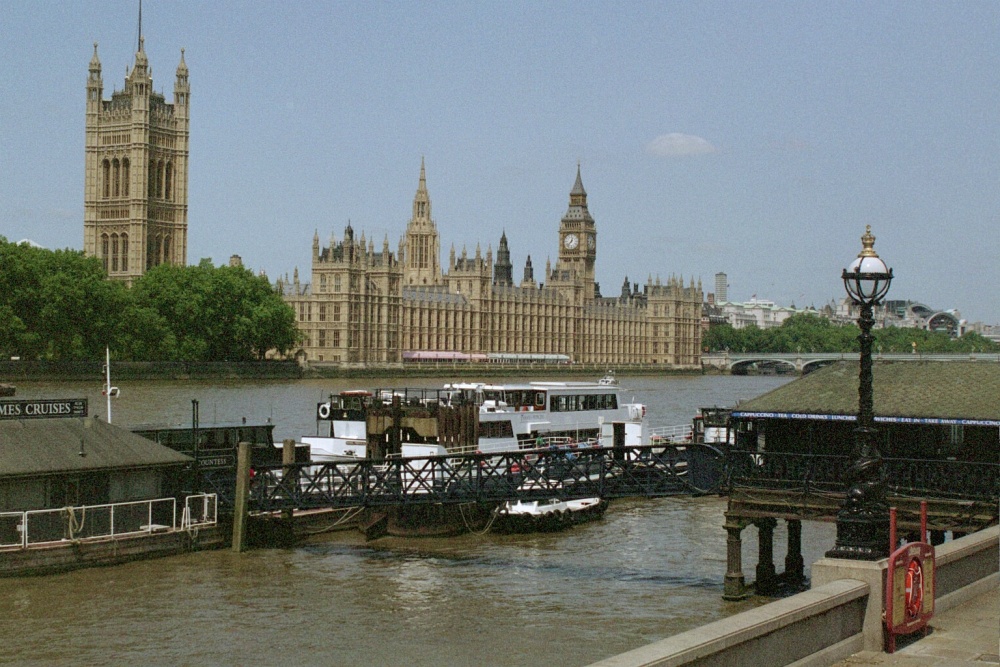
[801,359,838,374]
[730,358,797,375]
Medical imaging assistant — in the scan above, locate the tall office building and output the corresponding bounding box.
[715,272,728,303]
[83,37,190,281]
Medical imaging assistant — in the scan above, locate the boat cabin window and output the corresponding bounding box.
[549,393,618,412]
[479,420,514,439]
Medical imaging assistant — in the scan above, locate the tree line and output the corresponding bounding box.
[0,238,299,362]
[703,312,999,354]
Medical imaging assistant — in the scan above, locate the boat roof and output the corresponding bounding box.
[445,381,619,391]
[0,417,192,478]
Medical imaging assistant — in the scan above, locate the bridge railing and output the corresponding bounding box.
[246,444,725,512]
[727,450,1000,503]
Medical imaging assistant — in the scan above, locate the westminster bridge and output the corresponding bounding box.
[701,351,1000,374]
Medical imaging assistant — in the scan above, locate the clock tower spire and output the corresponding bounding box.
[555,164,597,294]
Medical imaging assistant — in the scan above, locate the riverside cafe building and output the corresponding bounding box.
[725,361,1000,539]
[0,398,193,547]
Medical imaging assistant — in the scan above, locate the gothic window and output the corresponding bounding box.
[318,304,326,322]
[101,234,109,273]
[165,162,173,200]
[156,161,164,198]
[333,304,341,322]
[102,160,111,198]
[112,159,120,198]
[334,275,342,293]
[121,234,129,272]
[111,234,119,272]
[122,158,130,197]
[163,236,170,264]
[148,161,155,198]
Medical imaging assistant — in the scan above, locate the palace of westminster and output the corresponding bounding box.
[82,37,704,368]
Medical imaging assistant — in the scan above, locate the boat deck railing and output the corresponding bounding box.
[0,493,217,550]
[648,423,694,443]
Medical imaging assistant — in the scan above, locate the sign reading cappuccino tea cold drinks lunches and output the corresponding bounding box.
[0,399,88,420]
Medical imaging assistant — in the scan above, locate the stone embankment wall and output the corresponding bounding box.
[589,526,999,667]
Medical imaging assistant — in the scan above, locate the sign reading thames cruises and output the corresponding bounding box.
[0,399,88,420]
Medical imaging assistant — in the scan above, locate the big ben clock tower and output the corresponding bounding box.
[555,165,597,293]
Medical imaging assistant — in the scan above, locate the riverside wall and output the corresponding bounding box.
[0,359,702,382]
[589,526,999,667]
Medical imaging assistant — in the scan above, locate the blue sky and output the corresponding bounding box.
[2,1,998,323]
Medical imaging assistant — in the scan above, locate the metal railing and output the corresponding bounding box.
[0,494,218,550]
[726,450,1000,502]
[648,424,694,443]
[182,493,219,529]
[247,443,725,512]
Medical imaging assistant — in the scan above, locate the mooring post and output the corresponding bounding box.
[612,422,626,461]
[232,441,251,553]
[723,514,750,600]
[282,438,296,522]
[755,517,778,595]
[784,519,805,587]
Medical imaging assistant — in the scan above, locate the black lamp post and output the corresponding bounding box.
[826,225,893,560]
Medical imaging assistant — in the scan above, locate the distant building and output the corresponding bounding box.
[834,298,966,336]
[714,272,728,303]
[280,164,703,367]
[714,297,813,330]
[83,36,190,282]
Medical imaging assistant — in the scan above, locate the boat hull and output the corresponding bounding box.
[491,498,609,534]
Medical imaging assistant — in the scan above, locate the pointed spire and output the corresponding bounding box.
[411,157,432,222]
[176,48,188,76]
[571,162,586,197]
[89,42,102,71]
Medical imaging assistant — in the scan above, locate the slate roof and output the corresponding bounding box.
[0,417,192,478]
[734,361,1000,422]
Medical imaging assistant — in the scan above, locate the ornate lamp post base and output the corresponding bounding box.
[826,512,890,560]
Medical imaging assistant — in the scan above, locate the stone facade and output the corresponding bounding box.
[83,38,189,282]
[281,164,702,367]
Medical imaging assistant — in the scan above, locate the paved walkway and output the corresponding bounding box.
[831,587,999,666]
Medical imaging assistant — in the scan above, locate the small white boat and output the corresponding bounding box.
[491,497,608,534]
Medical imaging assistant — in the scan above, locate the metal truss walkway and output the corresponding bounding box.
[223,444,726,513]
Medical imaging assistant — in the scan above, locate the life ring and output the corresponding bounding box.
[904,559,924,618]
[318,403,332,419]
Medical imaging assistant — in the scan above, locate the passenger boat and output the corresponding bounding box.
[491,497,609,534]
[303,390,371,462]
[303,373,650,462]
[300,375,676,538]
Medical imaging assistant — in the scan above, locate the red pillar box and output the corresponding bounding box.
[885,540,935,653]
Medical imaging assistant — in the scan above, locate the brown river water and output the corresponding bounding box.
[1,374,836,666]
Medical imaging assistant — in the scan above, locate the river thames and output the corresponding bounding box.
[1,374,837,666]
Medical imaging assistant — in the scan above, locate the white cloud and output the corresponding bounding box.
[646,133,716,157]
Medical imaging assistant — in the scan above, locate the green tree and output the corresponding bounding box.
[0,238,127,360]
[131,263,299,361]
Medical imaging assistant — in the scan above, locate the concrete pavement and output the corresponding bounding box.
[830,586,999,666]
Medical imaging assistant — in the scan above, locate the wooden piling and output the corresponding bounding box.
[231,441,251,552]
[282,439,296,521]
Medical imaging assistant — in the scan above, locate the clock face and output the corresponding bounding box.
[563,233,579,249]
[587,235,595,250]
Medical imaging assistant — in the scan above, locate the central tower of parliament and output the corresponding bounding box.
[281,162,703,367]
